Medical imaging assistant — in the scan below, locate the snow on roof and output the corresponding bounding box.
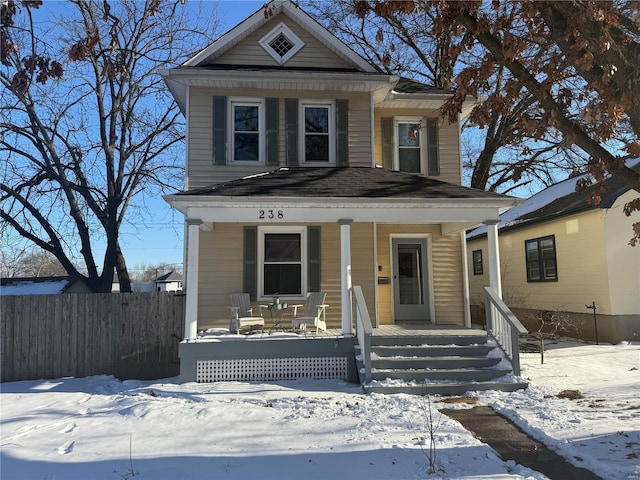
[467,157,640,239]
[1,279,71,296]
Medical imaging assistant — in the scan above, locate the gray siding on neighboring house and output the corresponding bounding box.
[187,88,372,189]
[211,14,354,70]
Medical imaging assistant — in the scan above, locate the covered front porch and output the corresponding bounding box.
[166,168,516,339]
[166,168,526,392]
[179,285,528,394]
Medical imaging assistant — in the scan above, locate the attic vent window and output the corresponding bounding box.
[270,33,294,58]
[259,22,304,65]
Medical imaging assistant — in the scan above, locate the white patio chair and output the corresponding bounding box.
[291,292,328,333]
[228,293,265,334]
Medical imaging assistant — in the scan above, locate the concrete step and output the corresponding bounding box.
[364,381,529,396]
[371,367,511,382]
[371,355,501,370]
[371,344,494,357]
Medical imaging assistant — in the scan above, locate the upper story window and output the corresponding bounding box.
[259,22,305,65]
[382,116,439,176]
[396,120,422,173]
[230,98,265,164]
[300,101,335,165]
[525,235,558,282]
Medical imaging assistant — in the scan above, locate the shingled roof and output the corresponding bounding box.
[467,157,640,240]
[177,167,513,201]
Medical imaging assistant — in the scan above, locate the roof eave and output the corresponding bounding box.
[376,92,479,119]
[165,193,520,209]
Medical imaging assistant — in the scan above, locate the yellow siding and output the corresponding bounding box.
[467,209,613,314]
[373,109,462,185]
[213,15,354,70]
[196,222,376,331]
[187,88,372,189]
[603,190,640,315]
[197,224,245,331]
[376,225,465,326]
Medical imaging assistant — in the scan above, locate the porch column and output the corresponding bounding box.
[184,219,202,341]
[485,220,502,298]
[338,219,353,334]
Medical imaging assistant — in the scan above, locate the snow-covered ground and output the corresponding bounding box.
[1,339,638,480]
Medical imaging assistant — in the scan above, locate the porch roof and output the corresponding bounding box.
[165,168,520,230]
[175,167,513,201]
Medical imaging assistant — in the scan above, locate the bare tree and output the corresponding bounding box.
[1,0,218,292]
[1,244,64,277]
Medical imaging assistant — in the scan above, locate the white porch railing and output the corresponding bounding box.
[352,285,373,383]
[484,286,528,376]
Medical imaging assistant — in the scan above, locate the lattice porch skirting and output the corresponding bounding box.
[196,356,349,383]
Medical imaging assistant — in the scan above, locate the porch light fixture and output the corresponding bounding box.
[259,22,304,65]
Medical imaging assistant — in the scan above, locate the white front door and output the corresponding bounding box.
[392,237,431,322]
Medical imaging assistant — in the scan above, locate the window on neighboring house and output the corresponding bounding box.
[525,235,558,282]
[230,99,264,163]
[388,117,439,175]
[259,227,306,298]
[472,249,483,275]
[300,102,335,164]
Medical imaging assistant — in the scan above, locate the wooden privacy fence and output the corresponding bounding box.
[1,291,185,383]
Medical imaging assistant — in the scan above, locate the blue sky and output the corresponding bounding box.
[113,1,264,272]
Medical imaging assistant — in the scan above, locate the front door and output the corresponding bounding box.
[392,238,430,322]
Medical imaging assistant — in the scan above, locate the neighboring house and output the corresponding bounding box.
[1,276,95,295]
[111,272,182,293]
[467,158,640,344]
[155,271,183,292]
[161,0,525,391]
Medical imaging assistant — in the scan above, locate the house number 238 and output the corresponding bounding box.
[259,209,284,219]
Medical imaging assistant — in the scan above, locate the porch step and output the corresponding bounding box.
[370,333,489,347]
[357,328,527,396]
[364,381,529,396]
[371,367,511,382]
[372,344,494,357]
[371,355,501,370]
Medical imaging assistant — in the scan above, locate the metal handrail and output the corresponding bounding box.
[351,285,373,383]
[484,286,528,376]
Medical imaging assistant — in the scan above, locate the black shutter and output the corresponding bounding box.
[243,226,257,300]
[426,118,440,176]
[381,117,393,169]
[266,98,279,166]
[285,98,299,166]
[213,96,227,165]
[335,99,349,166]
[307,226,321,292]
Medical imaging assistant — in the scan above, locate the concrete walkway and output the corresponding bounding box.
[440,406,602,480]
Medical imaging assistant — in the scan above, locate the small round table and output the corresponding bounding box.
[267,302,288,332]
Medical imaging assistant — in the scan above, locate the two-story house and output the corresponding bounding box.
[161,0,525,393]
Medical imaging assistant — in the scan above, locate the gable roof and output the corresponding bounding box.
[156,271,182,282]
[467,157,640,240]
[185,0,376,73]
[1,276,95,296]
[175,167,514,202]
